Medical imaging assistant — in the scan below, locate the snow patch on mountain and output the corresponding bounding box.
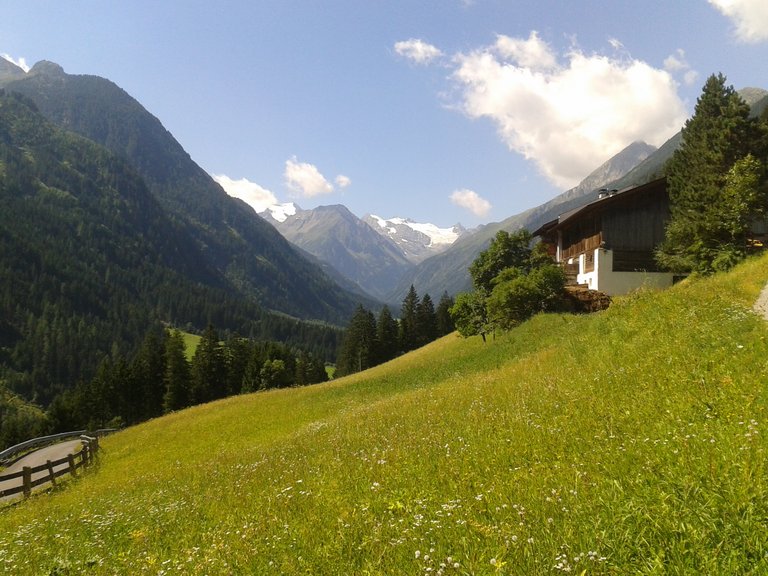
[368,215,464,247]
[260,203,299,223]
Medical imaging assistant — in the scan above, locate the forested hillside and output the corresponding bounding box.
[0,91,342,428]
[2,61,375,324]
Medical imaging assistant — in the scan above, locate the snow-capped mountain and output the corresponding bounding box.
[362,215,467,263]
[257,203,467,303]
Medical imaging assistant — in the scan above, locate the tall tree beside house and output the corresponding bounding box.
[656,73,767,273]
[452,228,564,339]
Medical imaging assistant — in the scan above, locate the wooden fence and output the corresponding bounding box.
[0,435,100,502]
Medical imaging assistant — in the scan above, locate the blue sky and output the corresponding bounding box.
[2,1,767,228]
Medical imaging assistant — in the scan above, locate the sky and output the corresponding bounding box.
[2,1,768,228]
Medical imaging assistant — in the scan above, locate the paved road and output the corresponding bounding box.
[0,439,84,503]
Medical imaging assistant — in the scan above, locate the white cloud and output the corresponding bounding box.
[709,0,768,43]
[335,174,352,188]
[394,39,444,65]
[663,49,699,86]
[284,157,335,197]
[212,174,277,212]
[494,31,557,71]
[449,32,688,189]
[450,188,491,217]
[1,53,30,72]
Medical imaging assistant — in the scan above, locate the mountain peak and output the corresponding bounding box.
[739,87,768,106]
[363,214,466,263]
[28,60,65,77]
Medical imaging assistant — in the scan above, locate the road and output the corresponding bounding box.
[0,439,84,504]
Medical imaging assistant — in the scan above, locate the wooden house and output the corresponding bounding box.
[533,177,680,296]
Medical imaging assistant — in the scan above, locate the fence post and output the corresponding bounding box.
[82,442,90,467]
[22,466,32,499]
[67,453,77,477]
[46,460,57,487]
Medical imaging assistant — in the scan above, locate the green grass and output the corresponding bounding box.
[3,255,768,574]
[181,331,201,361]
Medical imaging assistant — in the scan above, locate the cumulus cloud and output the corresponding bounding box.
[1,53,30,72]
[450,188,492,217]
[663,49,699,86]
[448,32,688,189]
[394,39,444,65]
[284,157,336,197]
[335,174,352,188]
[709,0,768,43]
[212,174,277,212]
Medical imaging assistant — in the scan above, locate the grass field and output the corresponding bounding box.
[2,254,768,574]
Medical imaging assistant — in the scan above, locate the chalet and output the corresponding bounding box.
[533,177,680,296]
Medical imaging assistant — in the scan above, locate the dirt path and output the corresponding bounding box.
[755,283,768,320]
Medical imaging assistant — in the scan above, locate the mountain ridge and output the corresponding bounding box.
[2,61,374,323]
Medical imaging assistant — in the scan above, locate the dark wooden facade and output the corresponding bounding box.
[535,178,669,273]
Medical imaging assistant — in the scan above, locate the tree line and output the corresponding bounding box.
[335,288,455,376]
[42,324,328,433]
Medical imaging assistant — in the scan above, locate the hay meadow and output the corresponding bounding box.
[2,254,768,574]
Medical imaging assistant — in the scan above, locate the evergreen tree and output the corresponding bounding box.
[399,285,420,353]
[376,305,399,364]
[190,324,226,404]
[336,305,378,376]
[416,293,438,346]
[241,346,263,393]
[223,336,251,395]
[163,330,190,413]
[657,73,766,273]
[435,292,455,336]
[132,327,166,422]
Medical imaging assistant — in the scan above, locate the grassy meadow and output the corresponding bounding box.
[2,254,768,574]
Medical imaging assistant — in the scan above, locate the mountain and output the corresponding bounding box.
[1,61,370,324]
[0,90,286,401]
[391,140,659,299]
[362,215,467,264]
[263,204,411,300]
[0,58,26,84]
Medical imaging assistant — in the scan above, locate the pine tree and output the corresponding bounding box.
[435,292,456,336]
[190,324,226,404]
[399,285,419,353]
[336,305,377,376]
[416,293,438,346]
[376,305,399,364]
[657,73,765,273]
[163,330,190,413]
[132,327,166,421]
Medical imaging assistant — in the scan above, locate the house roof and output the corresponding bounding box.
[532,177,667,238]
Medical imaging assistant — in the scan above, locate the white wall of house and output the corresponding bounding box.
[576,248,676,296]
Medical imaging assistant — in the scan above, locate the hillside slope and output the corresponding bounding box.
[2,254,768,574]
[2,61,367,323]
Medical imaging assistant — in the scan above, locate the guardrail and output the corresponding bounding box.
[0,431,86,465]
[0,431,115,504]
[0,429,116,467]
